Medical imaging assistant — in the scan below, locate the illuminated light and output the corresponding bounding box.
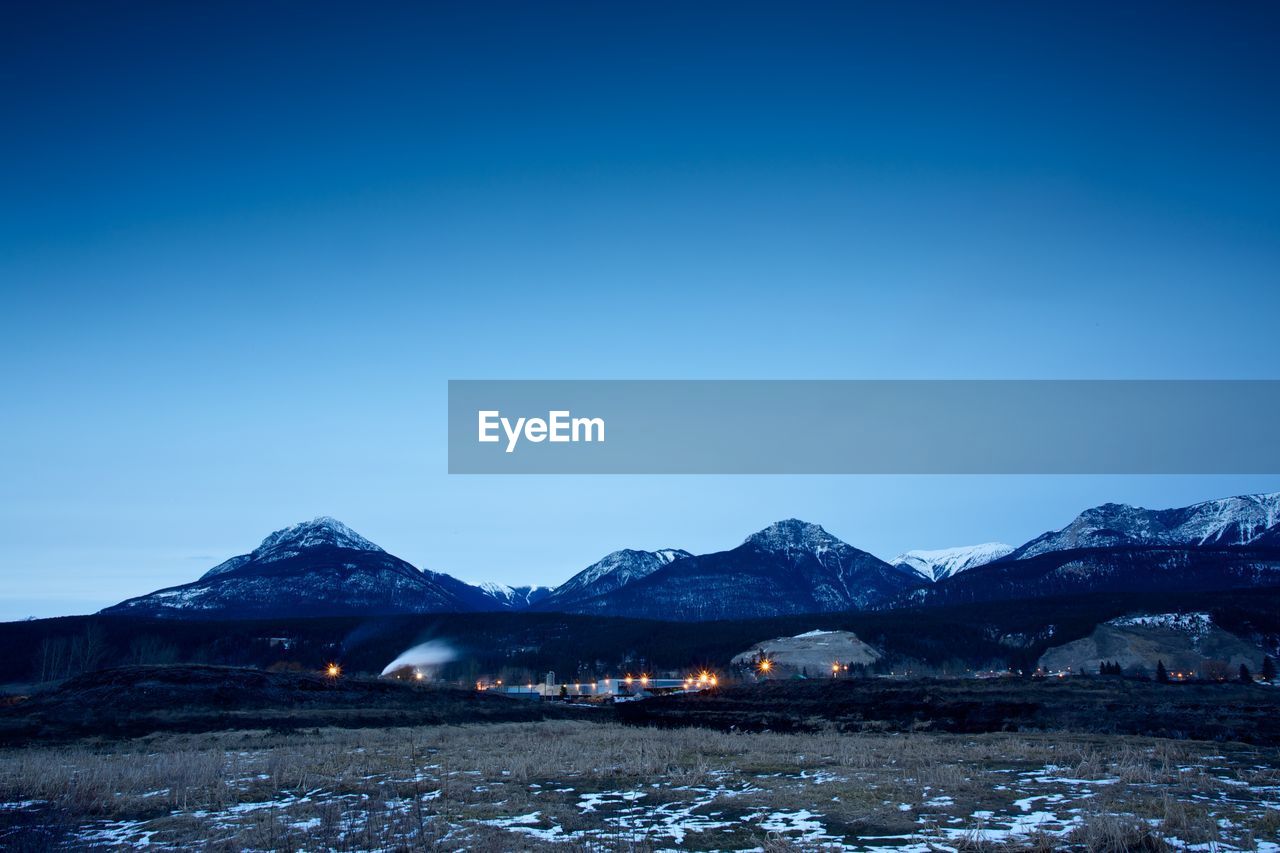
[710,676,718,686]
[758,659,772,674]
[326,663,341,678]
[496,680,502,685]
[640,674,649,686]
[624,676,633,686]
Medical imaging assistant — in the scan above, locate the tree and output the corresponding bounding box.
[1263,656,1276,683]
[1156,660,1169,683]
[128,635,178,666]
[1239,664,1253,685]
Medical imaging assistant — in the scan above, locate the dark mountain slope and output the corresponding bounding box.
[561,520,926,621]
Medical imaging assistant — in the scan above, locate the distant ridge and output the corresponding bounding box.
[101,491,1280,621]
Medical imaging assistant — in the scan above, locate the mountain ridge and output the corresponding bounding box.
[891,542,1014,582]
[101,490,1280,621]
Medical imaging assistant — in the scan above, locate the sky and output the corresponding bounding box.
[2,2,1279,619]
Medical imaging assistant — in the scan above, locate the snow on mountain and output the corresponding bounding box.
[569,548,690,590]
[535,547,692,610]
[890,543,1014,582]
[255,516,382,557]
[478,582,553,609]
[556,520,927,621]
[106,518,476,618]
[1012,492,1280,560]
[200,517,384,579]
[1108,612,1214,641]
[199,554,253,581]
[742,519,844,557]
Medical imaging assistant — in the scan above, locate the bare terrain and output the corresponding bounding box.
[2,721,1278,851]
[617,678,1280,746]
[2,668,1279,850]
[0,665,569,744]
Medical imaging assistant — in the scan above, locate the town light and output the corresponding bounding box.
[326,663,341,678]
[640,674,649,686]
[414,670,424,681]
[758,659,772,674]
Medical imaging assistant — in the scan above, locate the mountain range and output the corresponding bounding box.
[100,492,1280,621]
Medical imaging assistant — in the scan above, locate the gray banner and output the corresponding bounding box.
[447,380,1280,474]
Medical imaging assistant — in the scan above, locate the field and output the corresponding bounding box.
[2,720,1279,851]
[616,678,1280,745]
[0,665,569,744]
[2,669,1280,850]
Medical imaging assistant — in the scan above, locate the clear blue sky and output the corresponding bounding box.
[2,2,1278,619]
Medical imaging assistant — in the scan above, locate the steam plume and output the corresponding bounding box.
[380,640,457,676]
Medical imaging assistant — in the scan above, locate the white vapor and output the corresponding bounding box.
[380,640,457,676]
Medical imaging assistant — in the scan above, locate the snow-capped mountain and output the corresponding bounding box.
[532,548,692,611]
[200,517,383,580]
[891,543,1014,582]
[96,491,1280,623]
[478,583,553,609]
[103,518,480,619]
[918,493,1280,608]
[555,520,926,621]
[1011,493,1280,560]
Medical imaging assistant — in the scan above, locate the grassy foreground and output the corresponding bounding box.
[1,720,1277,851]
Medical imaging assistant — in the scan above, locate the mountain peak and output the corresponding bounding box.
[532,547,693,610]
[252,517,384,561]
[1014,491,1280,560]
[890,542,1014,582]
[744,519,840,553]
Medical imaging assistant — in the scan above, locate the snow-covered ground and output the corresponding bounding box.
[1,722,1277,851]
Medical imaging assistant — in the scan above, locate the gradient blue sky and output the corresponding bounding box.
[2,2,1278,619]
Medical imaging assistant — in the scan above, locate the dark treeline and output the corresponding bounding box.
[3,587,1279,688]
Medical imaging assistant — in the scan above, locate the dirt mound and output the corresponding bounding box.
[731,629,882,674]
[1037,613,1265,677]
[0,665,567,742]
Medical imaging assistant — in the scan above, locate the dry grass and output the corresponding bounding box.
[0,721,1275,850]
